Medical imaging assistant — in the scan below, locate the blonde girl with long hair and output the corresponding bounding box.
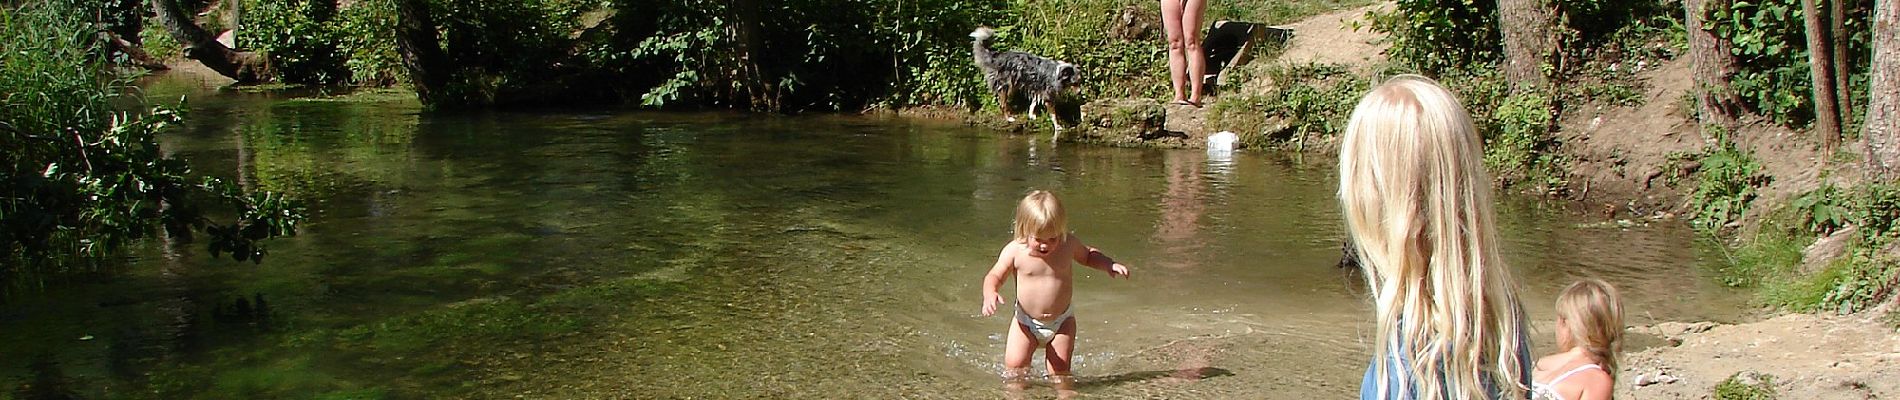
[1339,75,1532,400]
[1531,279,1624,400]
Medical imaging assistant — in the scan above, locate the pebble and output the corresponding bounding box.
[1632,371,1680,387]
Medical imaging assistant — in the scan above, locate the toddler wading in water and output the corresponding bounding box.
[1531,279,1623,400]
[980,190,1132,393]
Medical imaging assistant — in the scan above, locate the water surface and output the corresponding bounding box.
[0,76,1747,399]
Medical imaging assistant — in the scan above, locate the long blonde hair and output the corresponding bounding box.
[1014,190,1068,242]
[1556,279,1624,379]
[1339,75,1528,400]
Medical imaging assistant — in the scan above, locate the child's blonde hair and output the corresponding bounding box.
[1556,279,1624,379]
[1014,190,1067,241]
[1339,75,1528,400]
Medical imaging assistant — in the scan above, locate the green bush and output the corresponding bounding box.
[1792,184,1850,235]
[1814,251,1895,312]
[1365,0,1500,75]
[139,15,182,60]
[1848,183,1900,242]
[1715,184,1900,312]
[1262,63,1368,143]
[338,0,404,86]
[2,0,303,285]
[1706,0,1876,129]
[1687,136,1768,230]
[1484,92,1557,182]
[240,0,350,84]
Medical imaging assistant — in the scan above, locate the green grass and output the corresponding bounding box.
[1713,372,1777,400]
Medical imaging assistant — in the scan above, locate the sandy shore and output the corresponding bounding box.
[1619,308,1900,399]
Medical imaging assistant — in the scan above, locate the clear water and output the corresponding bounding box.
[0,75,1747,399]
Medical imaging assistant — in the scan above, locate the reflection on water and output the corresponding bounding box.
[0,76,1749,399]
[1154,151,1207,270]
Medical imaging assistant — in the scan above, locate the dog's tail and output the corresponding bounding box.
[970,27,996,68]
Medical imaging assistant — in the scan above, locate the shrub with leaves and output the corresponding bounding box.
[1688,136,1768,231]
[1484,92,1558,183]
[2,0,303,286]
[1266,63,1368,140]
[1706,0,1876,129]
[1365,0,1501,75]
[337,0,404,86]
[240,0,350,84]
[1792,184,1849,235]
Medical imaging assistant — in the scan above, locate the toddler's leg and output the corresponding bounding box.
[1045,317,1080,396]
[1044,317,1079,375]
[1002,320,1038,390]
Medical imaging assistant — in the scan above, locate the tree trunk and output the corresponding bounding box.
[149,0,271,83]
[106,0,144,45]
[1498,0,1557,92]
[394,0,457,109]
[1686,0,1743,133]
[727,0,779,111]
[1832,0,1852,121]
[101,32,170,70]
[1867,0,1900,175]
[1804,0,1843,154]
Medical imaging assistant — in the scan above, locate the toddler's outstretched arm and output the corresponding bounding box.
[1069,233,1131,278]
[980,244,1016,316]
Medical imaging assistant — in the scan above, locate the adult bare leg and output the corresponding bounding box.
[1183,0,1208,105]
[1161,0,1189,104]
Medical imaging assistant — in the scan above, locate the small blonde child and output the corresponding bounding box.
[1531,279,1624,400]
[980,190,1131,390]
[1340,75,1532,400]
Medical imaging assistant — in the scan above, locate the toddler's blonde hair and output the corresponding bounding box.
[1557,279,1624,379]
[1014,190,1067,242]
[1339,75,1528,400]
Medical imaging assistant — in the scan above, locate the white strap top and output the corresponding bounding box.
[1530,364,1601,400]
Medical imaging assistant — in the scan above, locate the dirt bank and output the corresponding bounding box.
[1620,310,1900,399]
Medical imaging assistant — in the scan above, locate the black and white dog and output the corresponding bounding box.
[971,27,1080,135]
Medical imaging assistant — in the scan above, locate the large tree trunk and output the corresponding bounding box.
[149,0,271,83]
[1804,0,1843,153]
[1498,0,1557,92]
[1867,0,1900,175]
[394,0,457,108]
[1686,0,1743,133]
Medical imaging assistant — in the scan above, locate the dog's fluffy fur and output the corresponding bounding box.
[971,27,1080,135]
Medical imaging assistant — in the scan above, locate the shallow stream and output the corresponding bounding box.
[0,75,1747,399]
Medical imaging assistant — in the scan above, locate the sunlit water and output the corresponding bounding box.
[0,75,1747,399]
